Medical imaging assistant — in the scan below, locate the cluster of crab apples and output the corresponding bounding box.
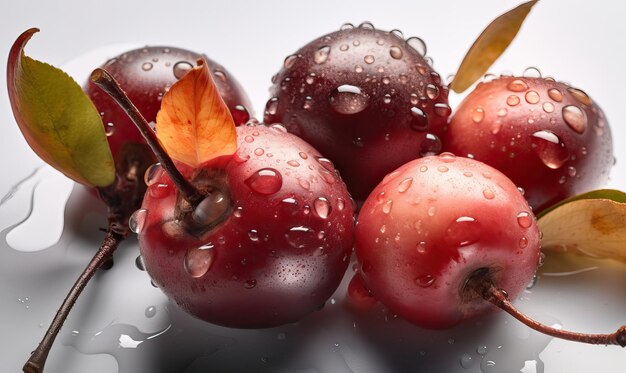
[85,23,612,332]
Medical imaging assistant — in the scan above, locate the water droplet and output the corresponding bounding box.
[314,46,331,64]
[286,160,300,168]
[248,230,259,242]
[135,255,146,271]
[497,108,508,117]
[483,189,495,200]
[562,105,587,134]
[364,55,375,64]
[506,95,520,106]
[415,274,435,287]
[567,87,592,106]
[507,79,528,92]
[523,67,542,78]
[339,44,349,52]
[265,97,279,116]
[244,279,257,289]
[446,216,480,247]
[437,165,449,173]
[517,212,533,228]
[531,130,569,169]
[298,178,310,190]
[382,200,393,214]
[254,148,264,156]
[567,166,577,177]
[460,353,474,369]
[398,178,413,193]
[434,103,451,117]
[359,21,375,29]
[410,107,429,131]
[129,209,147,234]
[141,62,153,71]
[548,88,563,102]
[389,46,403,59]
[145,306,157,318]
[525,90,540,104]
[299,152,308,160]
[283,54,298,68]
[144,163,162,186]
[477,345,488,355]
[519,236,528,248]
[329,85,369,114]
[184,243,215,278]
[245,168,282,195]
[314,197,332,219]
[192,191,229,226]
[379,224,386,233]
[406,36,427,56]
[340,22,354,31]
[425,84,440,100]
[419,133,442,156]
[354,65,363,73]
[542,102,554,113]
[472,107,485,123]
[173,61,193,79]
[427,206,436,216]
[285,226,317,249]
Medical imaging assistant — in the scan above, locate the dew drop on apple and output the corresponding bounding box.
[530,130,569,169]
[433,103,451,117]
[129,209,148,234]
[248,230,259,242]
[522,67,542,78]
[283,54,298,69]
[105,122,115,136]
[244,279,257,289]
[410,107,429,131]
[389,46,403,59]
[314,46,331,64]
[340,22,354,31]
[173,61,193,79]
[483,189,495,200]
[562,105,587,134]
[415,274,435,287]
[265,97,279,116]
[542,102,554,113]
[567,87,592,106]
[406,36,427,56]
[245,168,283,195]
[525,90,540,104]
[184,243,215,278]
[446,216,480,247]
[285,226,317,249]
[548,88,563,102]
[141,62,153,71]
[397,177,413,193]
[426,84,439,99]
[517,212,533,228]
[135,255,146,271]
[192,191,229,226]
[507,79,528,92]
[519,236,528,248]
[313,197,332,219]
[144,306,156,318]
[460,353,474,369]
[382,200,393,214]
[329,85,369,114]
[506,95,520,106]
[419,133,442,156]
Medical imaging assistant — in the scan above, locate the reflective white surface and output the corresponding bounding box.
[1,1,626,372]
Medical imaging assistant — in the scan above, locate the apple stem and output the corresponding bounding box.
[22,224,125,373]
[90,68,204,208]
[468,274,626,347]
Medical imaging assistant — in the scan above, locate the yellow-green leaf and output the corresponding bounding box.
[450,0,538,93]
[156,59,237,168]
[7,28,115,187]
[538,190,626,262]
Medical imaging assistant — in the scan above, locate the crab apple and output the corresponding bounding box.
[443,75,613,212]
[355,154,540,329]
[264,23,451,201]
[84,46,253,165]
[136,124,355,328]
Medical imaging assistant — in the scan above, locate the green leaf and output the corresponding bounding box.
[7,28,115,187]
[450,0,538,93]
[538,189,626,262]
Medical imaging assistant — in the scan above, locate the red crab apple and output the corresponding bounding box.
[264,22,451,201]
[85,46,253,165]
[354,153,626,346]
[443,75,613,212]
[356,153,540,328]
[137,124,355,328]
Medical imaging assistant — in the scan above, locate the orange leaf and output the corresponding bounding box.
[155,59,236,167]
[450,0,538,93]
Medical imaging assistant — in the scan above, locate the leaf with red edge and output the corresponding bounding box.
[156,59,237,168]
[450,0,538,93]
[7,28,115,187]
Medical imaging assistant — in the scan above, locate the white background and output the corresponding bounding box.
[1,1,625,372]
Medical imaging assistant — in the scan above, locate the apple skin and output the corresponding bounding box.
[443,76,613,212]
[264,25,450,202]
[355,154,540,329]
[138,124,355,328]
[84,46,253,165]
